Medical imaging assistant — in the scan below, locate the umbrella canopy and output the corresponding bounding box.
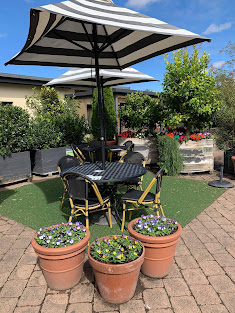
[5,0,210,69]
[5,0,210,169]
[45,67,158,88]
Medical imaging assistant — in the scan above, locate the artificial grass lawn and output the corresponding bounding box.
[0,173,224,243]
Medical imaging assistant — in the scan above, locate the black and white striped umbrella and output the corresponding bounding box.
[5,0,210,168]
[5,0,210,69]
[46,67,158,87]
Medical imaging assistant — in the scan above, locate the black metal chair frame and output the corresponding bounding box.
[121,163,166,231]
[63,171,112,229]
[57,156,82,210]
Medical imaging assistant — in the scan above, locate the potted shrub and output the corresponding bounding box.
[128,214,182,278]
[27,87,88,175]
[118,92,163,164]
[0,104,32,185]
[88,235,145,304]
[31,222,90,290]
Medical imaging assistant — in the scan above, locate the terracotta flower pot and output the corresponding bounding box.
[88,235,145,304]
[128,218,182,278]
[106,139,118,145]
[31,225,90,290]
[232,156,235,174]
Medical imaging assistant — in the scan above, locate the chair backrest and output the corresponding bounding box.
[57,156,82,173]
[71,144,85,163]
[94,147,108,162]
[64,173,88,201]
[89,140,101,148]
[123,151,145,165]
[123,140,134,151]
[63,172,104,205]
[138,163,166,204]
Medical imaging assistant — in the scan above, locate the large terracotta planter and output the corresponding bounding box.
[31,226,90,290]
[88,235,145,304]
[128,218,182,278]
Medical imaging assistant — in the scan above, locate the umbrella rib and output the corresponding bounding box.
[101,25,121,70]
[52,29,93,53]
[81,21,95,51]
[99,28,131,54]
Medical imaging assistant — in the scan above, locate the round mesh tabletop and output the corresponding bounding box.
[61,162,146,183]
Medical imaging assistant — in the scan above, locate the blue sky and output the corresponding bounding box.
[0,0,234,92]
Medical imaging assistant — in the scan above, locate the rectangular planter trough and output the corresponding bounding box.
[0,151,31,185]
[31,147,67,175]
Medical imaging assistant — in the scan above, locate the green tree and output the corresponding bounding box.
[213,42,235,151]
[162,46,220,132]
[91,87,117,140]
[118,92,162,131]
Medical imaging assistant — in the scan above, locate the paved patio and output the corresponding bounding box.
[0,172,235,313]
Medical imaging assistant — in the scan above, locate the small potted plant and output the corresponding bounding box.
[31,222,90,290]
[128,214,182,278]
[88,235,145,304]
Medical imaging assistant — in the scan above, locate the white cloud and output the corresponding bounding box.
[126,0,160,9]
[203,22,232,35]
[0,33,7,38]
[211,61,226,69]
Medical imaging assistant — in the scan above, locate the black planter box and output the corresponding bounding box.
[31,147,68,175]
[0,151,31,185]
[224,150,235,174]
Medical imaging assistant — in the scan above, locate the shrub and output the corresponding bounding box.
[161,46,220,132]
[91,87,117,140]
[0,104,32,156]
[118,92,162,132]
[157,136,183,176]
[26,87,88,148]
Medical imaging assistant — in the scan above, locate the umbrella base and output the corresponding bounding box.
[90,211,118,226]
[208,180,234,188]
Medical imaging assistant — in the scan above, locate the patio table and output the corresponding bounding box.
[61,162,146,229]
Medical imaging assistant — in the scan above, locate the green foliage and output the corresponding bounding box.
[0,104,33,156]
[35,222,87,248]
[118,92,162,131]
[213,42,235,151]
[91,87,117,140]
[30,116,62,150]
[162,46,220,131]
[157,136,183,176]
[90,235,143,264]
[26,87,88,148]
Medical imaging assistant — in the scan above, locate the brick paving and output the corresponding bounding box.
[0,172,235,312]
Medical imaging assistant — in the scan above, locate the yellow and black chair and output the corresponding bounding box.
[121,151,146,190]
[71,144,92,163]
[118,141,135,163]
[63,172,112,230]
[121,163,166,231]
[57,156,82,209]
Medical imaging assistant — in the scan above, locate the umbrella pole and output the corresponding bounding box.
[93,24,106,170]
[101,80,107,145]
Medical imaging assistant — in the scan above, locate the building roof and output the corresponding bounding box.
[0,72,88,90]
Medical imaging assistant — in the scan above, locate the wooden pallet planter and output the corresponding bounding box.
[118,137,158,164]
[179,139,214,174]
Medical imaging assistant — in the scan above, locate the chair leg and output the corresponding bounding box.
[107,202,112,228]
[155,203,160,216]
[85,201,89,229]
[121,203,126,232]
[129,203,133,220]
[60,192,66,210]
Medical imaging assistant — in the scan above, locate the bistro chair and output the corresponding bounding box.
[63,172,112,229]
[57,156,82,209]
[93,146,108,162]
[122,151,146,190]
[71,143,92,163]
[118,141,135,163]
[121,163,166,231]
